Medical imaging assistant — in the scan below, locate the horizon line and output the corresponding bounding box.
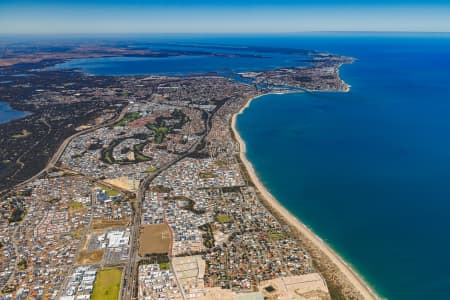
[1,30,450,36]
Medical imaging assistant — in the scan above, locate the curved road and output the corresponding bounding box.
[2,99,212,300]
[0,104,130,197]
[121,109,212,300]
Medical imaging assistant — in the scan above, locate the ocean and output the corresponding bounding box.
[235,34,450,300]
[4,33,450,299]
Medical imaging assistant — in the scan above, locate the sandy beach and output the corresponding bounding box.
[231,93,379,300]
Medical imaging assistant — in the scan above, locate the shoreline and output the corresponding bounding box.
[231,93,380,300]
[0,101,31,125]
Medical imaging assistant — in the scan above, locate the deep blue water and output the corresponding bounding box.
[10,33,450,299]
[48,45,311,76]
[235,34,450,300]
[0,101,28,124]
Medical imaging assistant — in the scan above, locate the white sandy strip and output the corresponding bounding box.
[231,93,379,300]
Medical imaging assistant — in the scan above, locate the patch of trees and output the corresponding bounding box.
[8,207,26,223]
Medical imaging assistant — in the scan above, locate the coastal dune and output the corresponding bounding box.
[231,94,380,300]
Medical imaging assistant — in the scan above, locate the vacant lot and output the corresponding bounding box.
[139,224,171,256]
[91,268,122,300]
[77,249,104,264]
[92,218,130,229]
[103,177,140,192]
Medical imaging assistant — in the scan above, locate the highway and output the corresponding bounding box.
[121,110,212,300]
[2,97,212,299]
[0,103,130,298]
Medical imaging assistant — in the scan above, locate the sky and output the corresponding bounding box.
[0,0,449,34]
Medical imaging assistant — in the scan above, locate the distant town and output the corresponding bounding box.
[0,42,371,300]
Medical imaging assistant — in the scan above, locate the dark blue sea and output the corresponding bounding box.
[8,33,450,299]
[235,34,450,300]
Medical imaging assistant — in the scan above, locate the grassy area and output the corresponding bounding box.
[134,151,150,162]
[146,166,158,173]
[103,186,121,197]
[268,230,288,241]
[154,130,166,144]
[12,129,31,139]
[70,225,85,240]
[215,214,232,224]
[114,112,141,127]
[91,268,122,300]
[17,259,27,270]
[159,261,170,270]
[134,142,146,153]
[147,124,169,144]
[199,170,215,179]
[104,150,114,164]
[69,201,83,209]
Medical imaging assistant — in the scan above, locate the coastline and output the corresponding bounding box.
[0,101,30,124]
[231,93,379,300]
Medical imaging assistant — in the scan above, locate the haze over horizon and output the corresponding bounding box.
[0,0,449,34]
